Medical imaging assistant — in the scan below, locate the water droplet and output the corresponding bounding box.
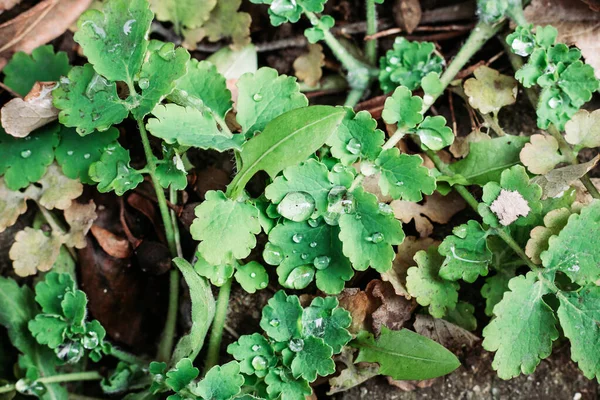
[378,203,393,215]
[366,232,384,243]
[157,44,176,60]
[389,56,400,64]
[20,150,31,158]
[313,256,331,270]
[56,342,83,364]
[82,20,106,38]
[269,319,280,327]
[85,73,112,99]
[346,138,362,155]
[284,266,314,289]
[67,150,74,156]
[260,281,268,288]
[253,93,263,102]
[263,243,284,265]
[395,181,404,186]
[277,191,316,222]
[83,153,91,159]
[327,186,355,215]
[292,233,304,243]
[252,344,261,351]
[360,161,378,176]
[91,113,101,121]
[251,356,268,371]
[307,219,320,228]
[82,331,99,349]
[288,338,304,352]
[548,96,562,109]
[332,163,344,173]
[138,78,150,90]
[301,253,308,260]
[123,19,135,35]
[250,272,257,278]
[309,241,317,248]
[323,211,340,226]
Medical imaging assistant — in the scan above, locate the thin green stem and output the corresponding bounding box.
[493,227,540,271]
[110,347,147,366]
[170,187,183,258]
[365,0,378,65]
[382,127,409,150]
[344,88,365,107]
[203,278,233,374]
[213,113,233,137]
[137,119,180,362]
[0,372,103,395]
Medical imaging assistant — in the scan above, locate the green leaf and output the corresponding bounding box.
[0,124,59,190]
[556,287,600,380]
[326,108,385,165]
[558,60,598,108]
[481,268,516,316]
[260,291,303,342]
[301,296,351,353]
[375,148,435,201]
[74,0,153,83]
[155,152,188,190]
[236,67,308,136]
[421,72,443,98]
[28,315,68,349]
[192,361,244,400]
[378,38,444,93]
[438,220,492,283]
[132,43,190,119]
[338,188,405,272]
[290,336,334,382]
[251,0,326,26]
[265,219,353,294]
[265,159,333,220]
[146,104,241,151]
[165,358,199,392]
[3,45,70,96]
[101,362,145,394]
[406,247,459,318]
[227,333,277,378]
[190,191,260,265]
[55,127,120,184]
[53,64,129,136]
[541,201,600,286]
[413,116,454,151]
[89,142,144,195]
[479,165,542,227]
[234,261,269,293]
[304,15,334,43]
[536,86,579,131]
[34,272,75,315]
[525,207,571,264]
[448,135,529,185]
[381,86,424,128]
[444,301,477,331]
[193,254,235,287]
[264,368,311,400]
[170,59,232,119]
[352,326,460,380]
[61,290,87,325]
[228,105,346,198]
[171,258,215,363]
[482,273,559,379]
[150,0,216,34]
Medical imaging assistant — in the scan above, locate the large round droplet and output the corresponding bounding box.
[284,266,315,289]
[138,78,150,89]
[253,93,263,102]
[366,232,384,243]
[251,356,268,371]
[327,186,356,215]
[360,161,378,176]
[346,138,362,155]
[82,331,99,349]
[20,150,32,158]
[263,243,284,265]
[378,203,393,215]
[307,219,320,228]
[313,256,331,270]
[269,319,280,327]
[288,338,304,352]
[277,192,316,222]
[292,233,304,243]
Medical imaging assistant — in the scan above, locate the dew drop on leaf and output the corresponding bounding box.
[264,243,284,265]
[260,281,268,288]
[83,153,91,159]
[346,138,362,155]
[277,191,316,222]
[252,344,261,351]
[313,255,331,270]
[288,338,304,352]
[548,96,562,109]
[67,150,74,156]
[250,272,257,278]
[253,93,263,102]
[138,78,150,90]
[269,319,281,327]
[20,150,32,158]
[307,219,320,228]
[378,203,393,215]
[292,233,304,243]
[366,232,384,243]
[309,241,317,248]
[301,253,308,260]
[251,356,268,371]
[284,266,314,289]
[82,331,99,349]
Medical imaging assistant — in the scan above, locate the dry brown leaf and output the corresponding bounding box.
[1,81,58,137]
[449,129,491,159]
[524,0,600,77]
[362,172,393,203]
[90,224,131,259]
[573,177,600,205]
[293,44,325,88]
[532,156,600,199]
[0,0,22,12]
[519,134,566,175]
[366,280,416,334]
[0,0,92,64]
[337,288,377,334]
[393,0,422,33]
[63,200,97,249]
[381,236,439,298]
[328,348,379,395]
[391,191,466,237]
[413,314,480,354]
[10,227,62,276]
[387,376,437,391]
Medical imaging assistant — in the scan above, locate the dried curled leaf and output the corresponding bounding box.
[1,82,59,138]
[520,134,566,175]
[10,227,62,277]
[532,156,599,199]
[63,201,97,249]
[293,44,325,88]
[564,109,600,149]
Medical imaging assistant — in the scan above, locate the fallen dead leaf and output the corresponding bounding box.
[10,227,61,276]
[1,81,58,137]
[0,0,92,65]
[293,44,325,88]
[573,177,600,205]
[90,224,131,259]
[413,314,479,354]
[391,191,466,237]
[393,0,422,33]
[0,0,21,12]
[532,156,600,199]
[63,200,97,249]
[367,280,416,334]
[337,288,376,334]
[381,236,439,298]
[449,129,491,159]
[328,347,379,395]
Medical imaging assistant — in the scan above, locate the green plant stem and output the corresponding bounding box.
[344,88,366,107]
[365,0,378,65]
[110,347,146,366]
[136,119,180,362]
[203,277,233,375]
[0,372,103,395]
[382,21,503,150]
[501,36,600,200]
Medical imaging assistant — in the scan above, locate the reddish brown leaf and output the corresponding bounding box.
[90,224,131,259]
